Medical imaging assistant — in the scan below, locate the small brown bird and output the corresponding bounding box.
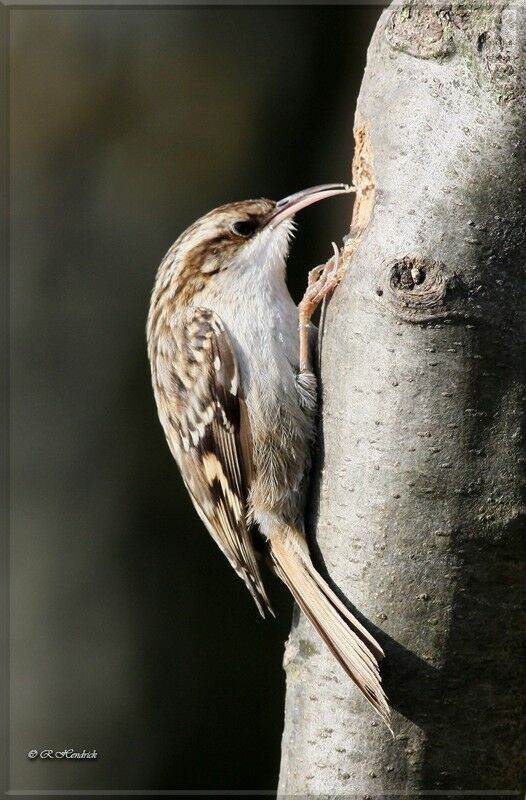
[147,184,390,726]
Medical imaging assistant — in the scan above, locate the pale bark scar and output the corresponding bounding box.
[339,123,376,281]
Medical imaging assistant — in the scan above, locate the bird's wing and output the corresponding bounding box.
[160,306,272,617]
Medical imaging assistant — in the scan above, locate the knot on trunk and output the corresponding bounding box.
[386,4,455,60]
[385,3,519,106]
[380,255,465,323]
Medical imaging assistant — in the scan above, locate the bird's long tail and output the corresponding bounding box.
[270,530,391,730]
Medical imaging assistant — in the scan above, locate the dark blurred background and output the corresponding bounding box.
[8,5,380,793]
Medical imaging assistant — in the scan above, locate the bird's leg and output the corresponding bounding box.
[298,242,341,374]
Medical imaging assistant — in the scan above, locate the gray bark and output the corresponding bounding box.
[279,2,525,795]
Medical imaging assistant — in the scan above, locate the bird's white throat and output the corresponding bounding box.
[198,218,300,388]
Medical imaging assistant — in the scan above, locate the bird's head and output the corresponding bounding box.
[152,183,353,307]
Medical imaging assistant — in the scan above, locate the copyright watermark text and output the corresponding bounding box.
[27,748,98,760]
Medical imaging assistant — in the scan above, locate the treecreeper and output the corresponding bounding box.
[146,184,390,727]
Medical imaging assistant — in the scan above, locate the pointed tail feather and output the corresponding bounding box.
[270,532,391,730]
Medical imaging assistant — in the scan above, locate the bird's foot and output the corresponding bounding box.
[299,242,341,322]
[298,242,342,373]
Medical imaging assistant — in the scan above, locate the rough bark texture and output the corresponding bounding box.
[279,2,525,795]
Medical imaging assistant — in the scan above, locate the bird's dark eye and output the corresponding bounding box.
[230,219,257,237]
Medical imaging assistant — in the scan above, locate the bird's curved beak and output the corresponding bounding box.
[267,183,354,228]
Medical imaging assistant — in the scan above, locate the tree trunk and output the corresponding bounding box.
[278,2,525,795]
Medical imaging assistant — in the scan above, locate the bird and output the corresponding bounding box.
[146,183,390,727]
